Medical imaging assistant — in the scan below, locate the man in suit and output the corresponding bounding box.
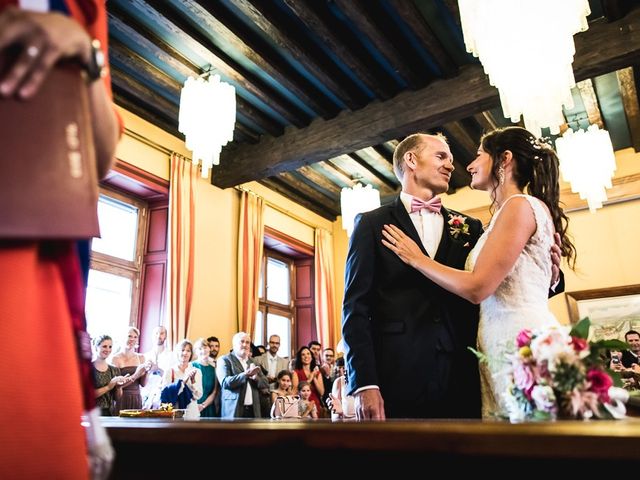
[255,335,290,389]
[342,133,484,420]
[216,332,269,418]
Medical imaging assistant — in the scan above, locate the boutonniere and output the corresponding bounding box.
[447,213,470,240]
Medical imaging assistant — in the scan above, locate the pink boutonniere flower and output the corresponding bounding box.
[447,213,470,239]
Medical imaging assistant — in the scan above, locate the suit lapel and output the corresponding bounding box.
[435,207,452,263]
[390,197,429,257]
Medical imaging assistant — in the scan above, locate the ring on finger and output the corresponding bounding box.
[26,45,39,58]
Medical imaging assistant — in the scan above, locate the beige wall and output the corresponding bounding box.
[116,106,639,348]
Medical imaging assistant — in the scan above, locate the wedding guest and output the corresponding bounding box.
[141,325,172,409]
[621,330,640,368]
[270,370,293,404]
[191,338,218,417]
[328,357,356,421]
[162,340,203,416]
[291,346,324,415]
[298,382,318,419]
[92,335,127,416]
[112,327,152,412]
[216,332,269,418]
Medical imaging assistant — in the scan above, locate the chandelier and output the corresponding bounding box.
[458,0,591,137]
[341,183,380,236]
[178,74,236,178]
[555,124,617,212]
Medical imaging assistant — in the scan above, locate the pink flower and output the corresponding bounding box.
[587,369,613,402]
[516,329,533,348]
[513,361,535,398]
[571,337,589,356]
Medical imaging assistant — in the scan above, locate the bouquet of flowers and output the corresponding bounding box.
[504,318,628,422]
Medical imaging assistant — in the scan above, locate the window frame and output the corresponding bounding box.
[88,186,149,327]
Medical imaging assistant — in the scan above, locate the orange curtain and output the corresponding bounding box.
[237,190,264,337]
[314,228,336,349]
[168,153,197,347]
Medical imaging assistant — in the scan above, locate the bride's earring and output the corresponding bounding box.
[498,164,505,186]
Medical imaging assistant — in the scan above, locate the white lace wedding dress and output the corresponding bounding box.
[465,194,560,418]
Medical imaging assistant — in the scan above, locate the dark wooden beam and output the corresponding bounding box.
[119,0,309,128]
[352,147,399,185]
[296,166,344,198]
[617,66,640,151]
[329,155,397,197]
[109,28,282,138]
[113,91,178,137]
[257,178,337,220]
[473,111,499,133]
[212,8,640,188]
[371,144,394,164]
[333,0,424,89]
[180,0,337,119]
[231,0,366,110]
[387,0,457,77]
[281,0,395,100]
[311,161,354,188]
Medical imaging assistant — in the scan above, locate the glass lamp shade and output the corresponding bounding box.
[178,74,236,178]
[341,183,381,236]
[556,124,617,212]
[458,0,591,137]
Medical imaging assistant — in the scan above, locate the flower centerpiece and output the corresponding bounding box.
[503,318,628,421]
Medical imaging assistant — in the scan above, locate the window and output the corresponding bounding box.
[85,189,148,339]
[256,250,293,357]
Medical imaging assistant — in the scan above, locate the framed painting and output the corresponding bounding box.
[565,284,640,340]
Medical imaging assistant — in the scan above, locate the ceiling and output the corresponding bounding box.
[107,0,640,220]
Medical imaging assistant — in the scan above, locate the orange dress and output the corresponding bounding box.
[0,1,116,478]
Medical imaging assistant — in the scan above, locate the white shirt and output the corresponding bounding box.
[235,354,253,406]
[399,191,443,258]
[266,353,279,378]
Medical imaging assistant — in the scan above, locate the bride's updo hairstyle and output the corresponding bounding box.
[480,126,576,268]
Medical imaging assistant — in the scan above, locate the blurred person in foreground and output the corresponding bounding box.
[0,1,121,478]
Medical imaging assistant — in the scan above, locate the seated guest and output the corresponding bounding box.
[216,332,269,418]
[298,382,318,419]
[92,335,128,416]
[270,370,294,405]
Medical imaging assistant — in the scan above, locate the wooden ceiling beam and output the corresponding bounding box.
[110,31,282,138]
[353,147,399,186]
[180,0,337,119]
[231,0,366,110]
[257,178,337,220]
[333,0,424,89]
[296,166,344,198]
[473,111,499,134]
[617,66,640,152]
[281,0,395,100]
[121,0,308,127]
[212,8,640,188]
[387,0,457,77]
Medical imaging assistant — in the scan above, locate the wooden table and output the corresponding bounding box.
[103,417,640,476]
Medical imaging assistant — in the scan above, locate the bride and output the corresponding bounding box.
[382,126,576,418]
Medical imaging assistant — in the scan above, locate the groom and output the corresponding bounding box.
[342,133,484,420]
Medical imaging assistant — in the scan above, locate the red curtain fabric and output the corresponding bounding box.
[168,153,197,346]
[237,190,264,337]
[314,228,337,349]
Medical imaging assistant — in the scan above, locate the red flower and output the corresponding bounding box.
[587,369,613,403]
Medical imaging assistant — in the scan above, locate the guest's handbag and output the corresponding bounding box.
[0,52,99,239]
[270,395,300,419]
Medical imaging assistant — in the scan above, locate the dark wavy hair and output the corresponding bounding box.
[480,127,576,268]
[293,346,317,371]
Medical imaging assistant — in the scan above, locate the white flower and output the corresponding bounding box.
[603,387,628,419]
[531,385,556,414]
[530,327,574,369]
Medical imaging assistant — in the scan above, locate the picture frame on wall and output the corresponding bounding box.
[565,284,640,340]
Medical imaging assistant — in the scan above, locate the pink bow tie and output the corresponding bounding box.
[410,196,442,214]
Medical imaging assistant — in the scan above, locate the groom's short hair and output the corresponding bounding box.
[393,132,448,182]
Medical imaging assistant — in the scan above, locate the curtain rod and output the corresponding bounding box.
[235,185,327,230]
[124,127,194,161]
